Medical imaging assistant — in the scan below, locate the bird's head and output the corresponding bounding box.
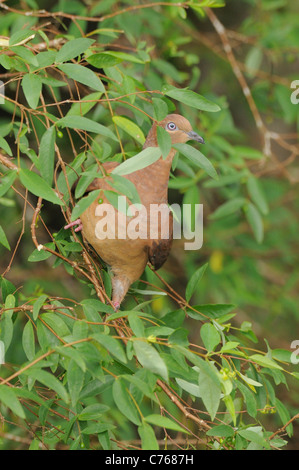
[160,114,205,145]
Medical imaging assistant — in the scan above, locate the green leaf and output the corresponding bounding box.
[78,403,110,421]
[157,126,172,160]
[138,422,159,450]
[22,321,35,361]
[175,378,201,397]
[206,424,235,438]
[245,46,263,77]
[168,328,189,347]
[244,202,264,243]
[272,348,293,363]
[70,189,100,221]
[223,394,237,426]
[34,50,56,68]
[0,385,26,419]
[57,152,87,197]
[40,312,70,338]
[0,295,15,353]
[55,346,86,372]
[100,50,145,64]
[237,382,257,418]
[38,399,54,426]
[233,146,264,160]
[152,97,169,121]
[4,294,15,317]
[190,1,225,13]
[82,298,114,315]
[57,115,117,141]
[41,77,66,88]
[28,244,54,262]
[9,30,35,46]
[0,311,13,352]
[66,91,103,117]
[204,170,247,188]
[249,354,283,370]
[82,422,115,435]
[0,54,12,69]
[0,225,10,250]
[112,378,141,425]
[144,414,190,434]
[109,174,141,205]
[10,45,38,66]
[21,73,42,109]
[74,164,99,199]
[67,359,85,407]
[238,427,270,449]
[185,262,208,302]
[133,340,168,381]
[0,136,12,156]
[220,341,240,353]
[0,170,17,197]
[174,143,218,180]
[22,369,69,403]
[111,147,162,176]
[209,197,247,219]
[86,52,122,68]
[240,321,258,343]
[188,303,236,320]
[238,371,263,389]
[19,169,64,206]
[112,116,145,145]
[57,63,105,91]
[123,373,158,403]
[163,85,221,112]
[128,313,145,337]
[39,126,56,186]
[200,323,221,353]
[247,180,269,211]
[275,397,293,437]
[197,358,221,420]
[92,333,127,363]
[0,277,16,303]
[55,38,94,63]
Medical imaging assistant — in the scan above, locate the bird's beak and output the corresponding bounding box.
[187,130,205,144]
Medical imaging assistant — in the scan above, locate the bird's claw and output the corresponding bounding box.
[112,301,120,312]
[64,218,83,232]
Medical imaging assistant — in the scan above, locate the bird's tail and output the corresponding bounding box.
[111,274,132,310]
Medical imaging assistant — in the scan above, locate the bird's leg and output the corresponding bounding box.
[64,218,83,232]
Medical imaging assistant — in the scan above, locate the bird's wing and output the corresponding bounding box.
[75,159,173,270]
[148,210,173,270]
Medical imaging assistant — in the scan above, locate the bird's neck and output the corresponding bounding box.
[143,122,176,169]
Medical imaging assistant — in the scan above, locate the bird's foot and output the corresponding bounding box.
[112,301,120,312]
[64,218,83,232]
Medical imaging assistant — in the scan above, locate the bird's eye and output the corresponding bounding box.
[166,122,177,131]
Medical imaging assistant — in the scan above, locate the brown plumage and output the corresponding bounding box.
[64,114,204,309]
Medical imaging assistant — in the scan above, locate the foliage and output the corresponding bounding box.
[0,0,299,450]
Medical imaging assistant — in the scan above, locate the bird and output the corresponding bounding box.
[64,114,205,310]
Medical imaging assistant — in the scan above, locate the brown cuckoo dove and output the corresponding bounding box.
[64,114,204,310]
